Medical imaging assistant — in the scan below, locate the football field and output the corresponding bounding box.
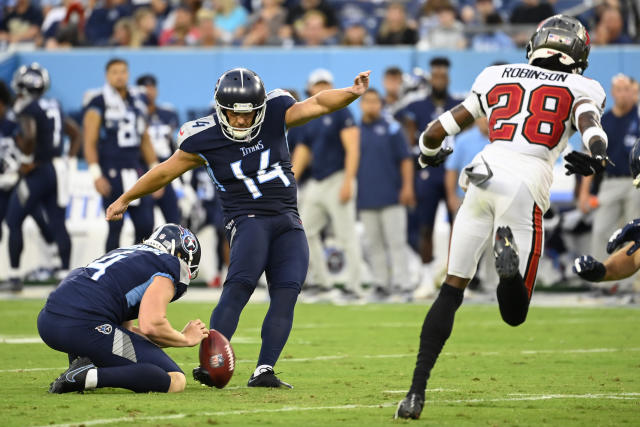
[1,298,639,426]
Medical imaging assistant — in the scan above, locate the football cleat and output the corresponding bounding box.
[247,367,293,389]
[494,226,520,279]
[0,277,23,293]
[192,366,216,387]
[49,356,94,394]
[394,392,425,419]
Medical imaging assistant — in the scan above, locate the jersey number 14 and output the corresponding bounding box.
[230,149,291,199]
[487,84,574,149]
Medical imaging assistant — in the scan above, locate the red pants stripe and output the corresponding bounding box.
[523,204,543,298]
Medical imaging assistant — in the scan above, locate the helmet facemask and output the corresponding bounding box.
[215,100,266,143]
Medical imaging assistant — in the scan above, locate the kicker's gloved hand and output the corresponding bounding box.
[607,219,640,255]
[563,151,608,176]
[418,146,453,168]
[573,255,606,282]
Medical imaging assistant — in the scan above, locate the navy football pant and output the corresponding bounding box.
[0,189,53,244]
[38,309,179,393]
[210,213,309,367]
[102,169,154,251]
[155,183,180,224]
[6,163,70,270]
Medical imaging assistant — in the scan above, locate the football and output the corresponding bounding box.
[199,329,235,389]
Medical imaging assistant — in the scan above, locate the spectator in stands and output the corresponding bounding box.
[286,0,338,41]
[159,4,197,46]
[42,0,85,49]
[241,0,286,46]
[214,0,248,44]
[510,0,554,24]
[85,0,132,46]
[417,3,466,50]
[396,56,462,299]
[297,9,334,46]
[357,88,415,301]
[471,11,515,51]
[376,2,418,45]
[341,18,370,46]
[0,0,43,46]
[578,74,640,285]
[110,17,134,46]
[291,69,362,300]
[382,66,404,115]
[195,8,221,46]
[594,7,633,45]
[131,8,159,47]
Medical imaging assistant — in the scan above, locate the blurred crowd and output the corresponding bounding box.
[0,0,638,50]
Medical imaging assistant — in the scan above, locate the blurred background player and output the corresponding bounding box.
[577,73,640,290]
[84,58,159,251]
[136,73,181,224]
[396,15,611,419]
[396,57,463,299]
[39,223,207,394]
[356,88,415,301]
[291,68,362,300]
[106,67,371,388]
[4,64,81,291]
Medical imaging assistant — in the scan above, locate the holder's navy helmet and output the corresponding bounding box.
[143,224,201,279]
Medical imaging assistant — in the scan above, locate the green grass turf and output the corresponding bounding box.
[1,299,639,426]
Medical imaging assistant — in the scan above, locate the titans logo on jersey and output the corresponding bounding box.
[14,96,65,162]
[45,245,191,324]
[83,87,148,169]
[148,104,179,162]
[178,89,298,220]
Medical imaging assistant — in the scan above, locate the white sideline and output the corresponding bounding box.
[3,347,640,373]
[35,393,640,427]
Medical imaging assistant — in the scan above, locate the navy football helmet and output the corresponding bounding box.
[11,63,51,97]
[526,15,590,74]
[143,224,201,279]
[214,68,266,142]
[630,138,640,188]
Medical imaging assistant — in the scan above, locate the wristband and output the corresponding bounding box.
[89,163,102,181]
[418,131,442,156]
[20,152,34,164]
[582,126,608,149]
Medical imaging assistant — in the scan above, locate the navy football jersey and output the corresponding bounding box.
[14,96,65,162]
[83,87,148,169]
[45,244,190,324]
[396,94,461,141]
[148,104,179,162]
[192,166,216,202]
[178,89,297,220]
[0,112,20,190]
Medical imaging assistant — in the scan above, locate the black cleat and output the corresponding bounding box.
[247,367,293,389]
[394,392,425,419]
[192,366,216,387]
[0,278,23,293]
[49,357,94,394]
[494,226,520,279]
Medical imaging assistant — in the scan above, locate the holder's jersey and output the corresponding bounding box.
[83,88,148,169]
[469,63,606,211]
[14,97,65,162]
[45,244,190,324]
[178,89,297,220]
[148,104,179,162]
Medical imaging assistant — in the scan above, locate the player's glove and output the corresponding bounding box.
[573,255,606,282]
[418,146,453,168]
[563,151,609,176]
[606,219,640,255]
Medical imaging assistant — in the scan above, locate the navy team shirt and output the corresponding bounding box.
[178,89,298,220]
[83,88,148,169]
[298,107,355,180]
[601,105,640,177]
[357,117,411,210]
[45,245,189,324]
[148,105,180,162]
[14,97,65,162]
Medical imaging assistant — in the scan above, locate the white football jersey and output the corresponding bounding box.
[469,63,606,211]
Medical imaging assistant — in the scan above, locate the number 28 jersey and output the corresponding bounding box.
[470,63,606,211]
[178,89,298,221]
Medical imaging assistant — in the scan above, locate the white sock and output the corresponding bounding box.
[85,368,98,390]
[253,364,272,377]
[8,267,20,279]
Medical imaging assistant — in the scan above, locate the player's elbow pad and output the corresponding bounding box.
[461,93,484,120]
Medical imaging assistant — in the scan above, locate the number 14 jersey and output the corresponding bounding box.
[178,89,298,221]
[469,63,606,211]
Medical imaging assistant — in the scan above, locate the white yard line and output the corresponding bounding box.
[36,393,640,427]
[3,347,640,373]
